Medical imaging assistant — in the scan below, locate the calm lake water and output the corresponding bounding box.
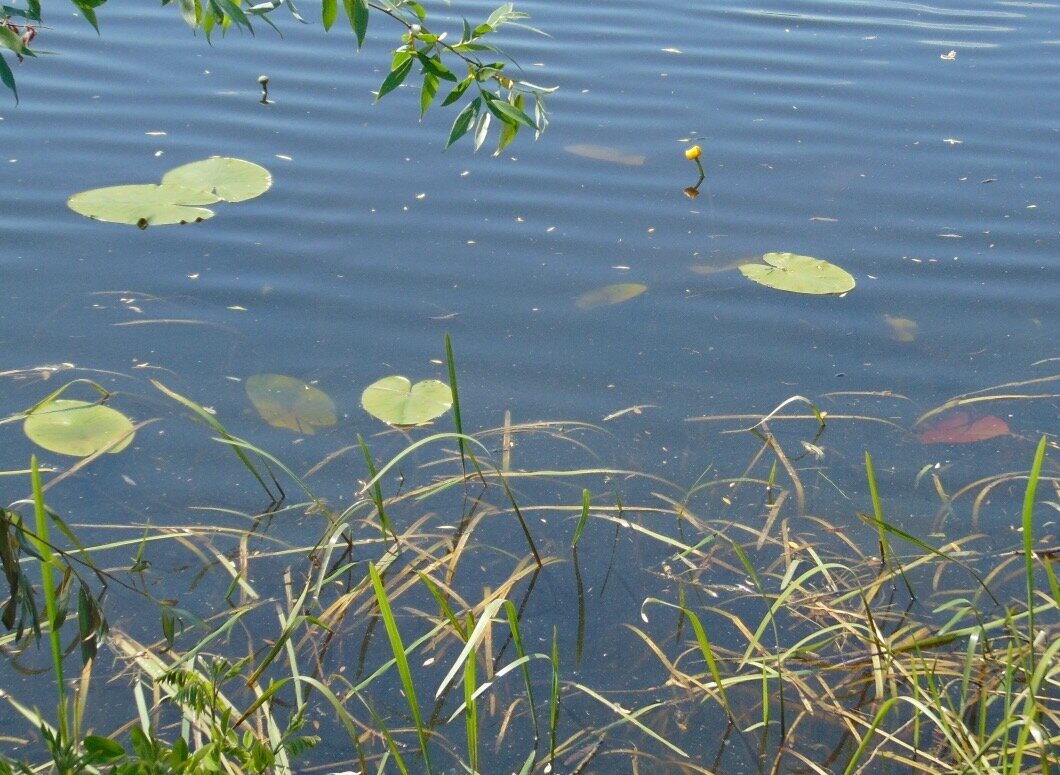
[1,0,1057,769]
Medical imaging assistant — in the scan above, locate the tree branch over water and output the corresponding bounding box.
[0,0,555,152]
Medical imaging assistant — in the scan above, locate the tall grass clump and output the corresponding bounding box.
[0,361,1056,773]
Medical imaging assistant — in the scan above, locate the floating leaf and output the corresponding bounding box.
[23,399,135,457]
[68,157,271,227]
[161,157,272,202]
[361,376,452,426]
[67,184,218,228]
[884,314,918,342]
[916,412,1010,444]
[739,252,855,295]
[245,374,337,435]
[564,144,646,167]
[576,283,647,310]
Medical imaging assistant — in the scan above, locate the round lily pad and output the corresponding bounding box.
[245,374,337,435]
[23,399,135,457]
[575,282,648,310]
[739,252,855,295]
[361,376,452,427]
[162,157,272,202]
[67,184,219,228]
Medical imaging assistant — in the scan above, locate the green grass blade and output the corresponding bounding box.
[368,561,433,773]
[864,451,895,574]
[1022,434,1047,674]
[641,598,731,717]
[358,433,398,545]
[435,598,504,699]
[503,600,539,744]
[548,626,560,769]
[418,572,466,641]
[358,431,491,495]
[842,697,899,775]
[464,613,479,774]
[495,470,543,567]
[573,547,586,665]
[571,488,590,549]
[444,333,479,483]
[297,676,372,774]
[854,513,998,606]
[29,456,67,735]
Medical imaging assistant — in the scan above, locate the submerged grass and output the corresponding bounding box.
[0,362,1057,773]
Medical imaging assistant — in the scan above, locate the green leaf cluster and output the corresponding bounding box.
[369,1,554,153]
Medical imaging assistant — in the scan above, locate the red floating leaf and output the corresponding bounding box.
[916,412,1011,444]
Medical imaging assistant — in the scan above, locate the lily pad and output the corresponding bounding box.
[23,399,135,457]
[576,282,648,309]
[67,184,219,228]
[245,374,337,435]
[361,376,452,427]
[739,252,855,295]
[68,157,271,228]
[162,157,272,202]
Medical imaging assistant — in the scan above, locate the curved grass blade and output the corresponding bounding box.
[569,682,689,757]
[152,380,281,502]
[358,434,398,546]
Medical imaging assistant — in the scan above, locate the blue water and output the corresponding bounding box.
[4,1,1056,435]
[1,0,1057,770]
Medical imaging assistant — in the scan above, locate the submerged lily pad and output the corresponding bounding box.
[739,252,855,295]
[245,374,337,435]
[916,412,1011,444]
[67,184,219,228]
[23,399,135,457]
[361,376,452,427]
[162,157,272,202]
[884,314,919,342]
[576,282,648,309]
[564,144,646,167]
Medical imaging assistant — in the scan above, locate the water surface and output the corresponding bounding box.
[1,0,1057,769]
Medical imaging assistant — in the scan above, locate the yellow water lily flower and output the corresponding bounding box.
[684,145,702,161]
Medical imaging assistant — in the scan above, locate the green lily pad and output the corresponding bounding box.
[575,282,648,310]
[739,252,855,295]
[245,374,337,435]
[68,157,272,228]
[361,376,452,427]
[23,399,135,457]
[67,184,219,228]
[162,157,272,203]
